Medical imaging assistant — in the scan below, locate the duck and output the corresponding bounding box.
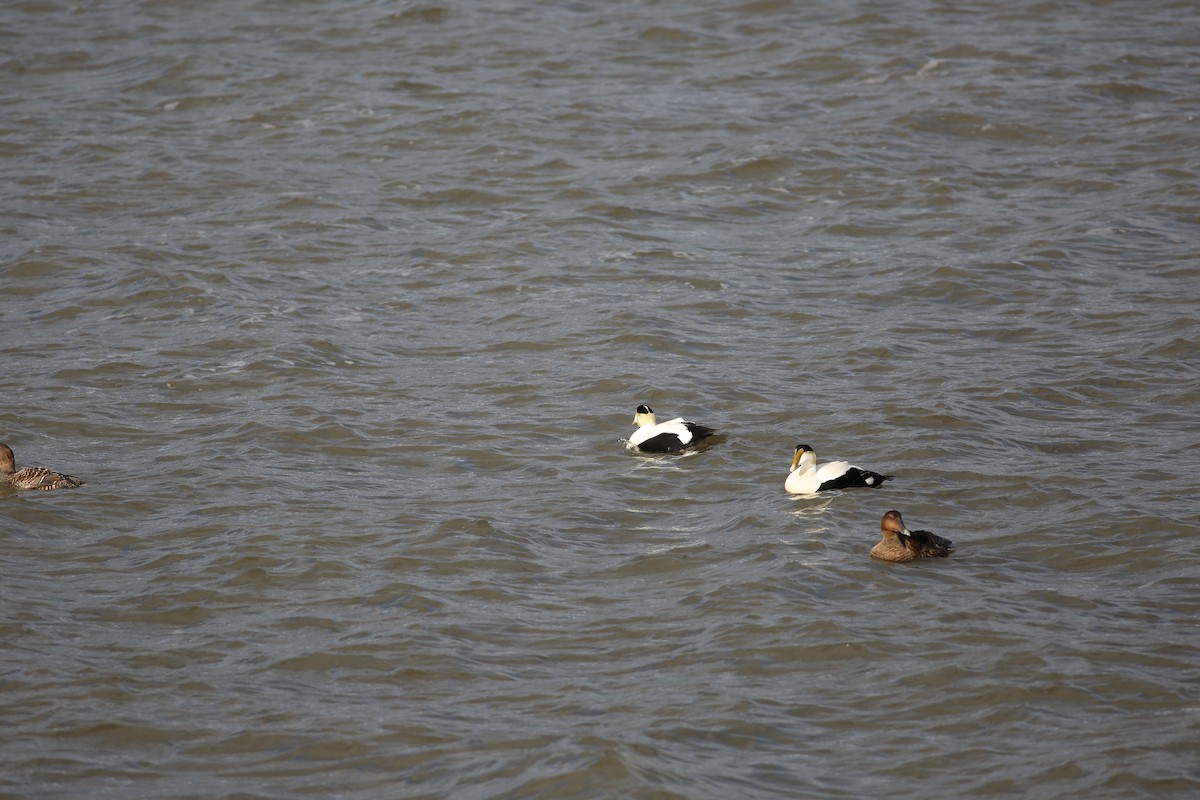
[626,404,717,453]
[0,442,86,491]
[784,443,892,494]
[871,510,953,562]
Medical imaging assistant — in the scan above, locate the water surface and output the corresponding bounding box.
[3,1,1199,798]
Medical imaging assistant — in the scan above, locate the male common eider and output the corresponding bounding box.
[626,405,717,453]
[0,442,85,491]
[784,443,892,494]
[871,510,953,562]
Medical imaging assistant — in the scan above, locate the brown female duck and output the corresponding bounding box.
[871,510,952,562]
[0,442,85,491]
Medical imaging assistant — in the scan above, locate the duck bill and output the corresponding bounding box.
[790,450,803,470]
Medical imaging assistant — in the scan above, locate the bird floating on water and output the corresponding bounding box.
[871,510,953,562]
[626,404,717,453]
[784,443,892,494]
[0,442,85,491]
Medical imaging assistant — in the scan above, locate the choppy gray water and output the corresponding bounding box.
[3,1,1199,797]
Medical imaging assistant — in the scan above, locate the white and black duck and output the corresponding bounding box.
[784,443,891,494]
[626,405,717,453]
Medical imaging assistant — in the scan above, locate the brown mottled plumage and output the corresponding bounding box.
[0,442,85,491]
[870,510,952,562]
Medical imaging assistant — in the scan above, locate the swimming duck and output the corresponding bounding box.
[626,405,717,453]
[784,443,892,494]
[871,510,952,562]
[0,442,85,491]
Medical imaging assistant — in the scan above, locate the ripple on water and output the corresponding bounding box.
[4,1,1200,798]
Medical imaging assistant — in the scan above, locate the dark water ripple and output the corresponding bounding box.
[4,1,1200,798]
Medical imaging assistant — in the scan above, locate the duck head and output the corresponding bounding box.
[633,404,657,428]
[790,443,816,472]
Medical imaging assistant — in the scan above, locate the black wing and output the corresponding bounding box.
[634,423,715,453]
[683,422,717,442]
[817,468,893,492]
[634,432,688,453]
